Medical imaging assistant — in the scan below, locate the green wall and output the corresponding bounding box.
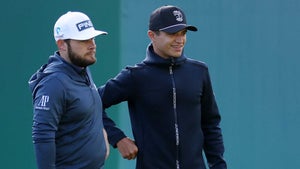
[0,1,121,168]
[1,0,300,169]
[118,1,300,169]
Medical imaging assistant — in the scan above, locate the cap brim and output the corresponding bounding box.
[94,30,108,36]
[72,30,108,40]
[160,25,197,34]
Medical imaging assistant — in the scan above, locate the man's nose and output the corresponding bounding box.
[88,39,96,49]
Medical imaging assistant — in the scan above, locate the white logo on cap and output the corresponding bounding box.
[173,10,183,22]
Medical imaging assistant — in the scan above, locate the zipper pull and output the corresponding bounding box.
[169,66,173,74]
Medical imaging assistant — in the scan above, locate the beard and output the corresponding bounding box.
[67,43,96,67]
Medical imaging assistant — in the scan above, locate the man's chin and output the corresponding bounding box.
[87,54,97,62]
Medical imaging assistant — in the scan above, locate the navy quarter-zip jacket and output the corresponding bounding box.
[29,52,106,169]
[99,44,227,169]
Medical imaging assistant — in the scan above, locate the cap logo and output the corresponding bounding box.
[76,20,93,31]
[173,10,183,22]
[55,27,62,36]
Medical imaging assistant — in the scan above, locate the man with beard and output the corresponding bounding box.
[28,11,109,169]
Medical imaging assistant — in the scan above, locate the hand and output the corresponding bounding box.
[116,137,138,160]
[103,129,110,159]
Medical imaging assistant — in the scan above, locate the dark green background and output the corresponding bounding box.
[1,0,299,168]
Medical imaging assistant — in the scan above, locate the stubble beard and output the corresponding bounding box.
[67,45,96,68]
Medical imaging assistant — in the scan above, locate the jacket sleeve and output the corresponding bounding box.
[201,68,227,169]
[102,110,127,147]
[33,140,56,169]
[32,77,64,169]
[98,68,134,147]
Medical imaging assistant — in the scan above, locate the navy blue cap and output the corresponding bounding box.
[149,5,198,33]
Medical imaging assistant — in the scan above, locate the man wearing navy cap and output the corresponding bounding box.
[100,5,227,169]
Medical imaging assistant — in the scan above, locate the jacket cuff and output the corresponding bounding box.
[109,131,127,148]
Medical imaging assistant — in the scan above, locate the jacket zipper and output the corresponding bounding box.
[169,64,180,169]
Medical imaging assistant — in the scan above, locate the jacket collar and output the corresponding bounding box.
[29,52,90,91]
[46,52,86,74]
[143,43,187,66]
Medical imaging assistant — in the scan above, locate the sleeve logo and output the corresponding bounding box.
[35,95,50,110]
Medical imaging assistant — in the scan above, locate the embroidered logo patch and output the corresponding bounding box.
[35,95,50,110]
[55,27,64,38]
[76,20,93,31]
[173,10,183,22]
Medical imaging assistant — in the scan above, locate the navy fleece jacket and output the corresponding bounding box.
[29,52,106,169]
[99,44,226,169]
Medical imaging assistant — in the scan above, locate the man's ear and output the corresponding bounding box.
[147,30,155,41]
[56,40,67,51]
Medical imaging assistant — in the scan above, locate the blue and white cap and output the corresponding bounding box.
[54,11,107,41]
